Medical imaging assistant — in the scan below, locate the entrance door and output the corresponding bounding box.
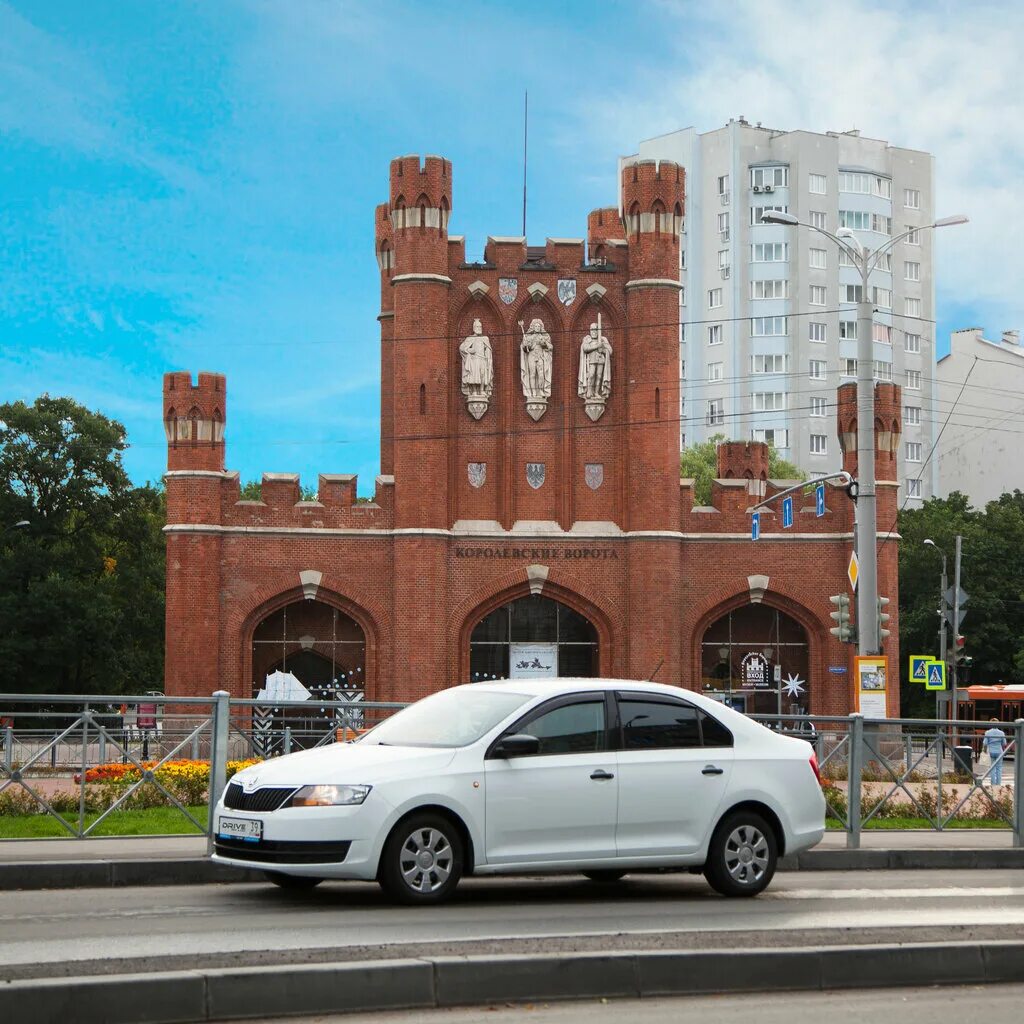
[484,694,617,865]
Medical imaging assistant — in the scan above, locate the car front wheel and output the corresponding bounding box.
[703,811,777,897]
[379,813,464,905]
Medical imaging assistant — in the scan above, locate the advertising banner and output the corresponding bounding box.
[855,656,888,718]
[509,643,557,679]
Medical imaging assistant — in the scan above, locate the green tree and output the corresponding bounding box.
[0,396,165,695]
[680,435,805,506]
[239,479,318,501]
[897,491,1024,717]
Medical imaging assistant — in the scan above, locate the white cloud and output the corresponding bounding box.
[585,0,1024,330]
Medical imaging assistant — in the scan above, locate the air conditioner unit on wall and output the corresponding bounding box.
[763,184,775,193]
[753,184,763,193]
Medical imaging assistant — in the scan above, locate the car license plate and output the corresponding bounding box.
[218,816,262,842]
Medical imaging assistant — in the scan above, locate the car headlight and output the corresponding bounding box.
[288,784,372,807]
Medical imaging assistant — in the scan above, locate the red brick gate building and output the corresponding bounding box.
[163,154,900,716]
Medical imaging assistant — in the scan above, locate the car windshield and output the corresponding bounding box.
[360,687,531,748]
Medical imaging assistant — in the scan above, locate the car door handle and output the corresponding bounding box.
[590,769,615,781]
[702,765,724,776]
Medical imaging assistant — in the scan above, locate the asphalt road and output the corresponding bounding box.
[262,984,1024,1024]
[4,869,1024,982]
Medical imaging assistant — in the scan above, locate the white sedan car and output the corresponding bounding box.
[213,680,825,903]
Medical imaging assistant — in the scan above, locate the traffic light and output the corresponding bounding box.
[877,596,891,642]
[953,633,967,665]
[829,593,855,643]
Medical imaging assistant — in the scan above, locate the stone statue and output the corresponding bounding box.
[518,317,553,421]
[578,316,612,421]
[459,318,493,419]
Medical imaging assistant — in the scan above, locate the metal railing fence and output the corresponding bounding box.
[1,695,1021,848]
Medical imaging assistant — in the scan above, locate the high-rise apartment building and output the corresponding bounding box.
[622,120,936,503]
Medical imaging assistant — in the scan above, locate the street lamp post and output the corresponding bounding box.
[761,211,967,657]
[923,538,949,717]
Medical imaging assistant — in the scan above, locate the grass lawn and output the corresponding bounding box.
[826,817,1010,831]
[0,805,208,839]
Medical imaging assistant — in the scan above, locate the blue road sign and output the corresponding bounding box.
[925,660,947,691]
[751,512,760,541]
[815,482,825,517]
[782,495,793,529]
[909,655,930,683]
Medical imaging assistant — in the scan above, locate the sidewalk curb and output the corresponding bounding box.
[2,846,1023,891]
[3,941,1024,1024]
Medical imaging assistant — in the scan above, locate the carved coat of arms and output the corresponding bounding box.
[526,462,546,489]
[585,463,604,490]
[557,278,577,306]
[498,278,518,305]
[468,462,486,488]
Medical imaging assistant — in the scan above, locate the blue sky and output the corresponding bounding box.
[2,0,1021,492]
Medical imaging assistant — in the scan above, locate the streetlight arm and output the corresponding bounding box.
[866,217,970,276]
[802,221,865,271]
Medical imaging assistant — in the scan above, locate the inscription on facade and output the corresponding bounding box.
[455,546,619,560]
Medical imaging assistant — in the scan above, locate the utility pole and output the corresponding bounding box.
[855,289,878,655]
[951,533,963,703]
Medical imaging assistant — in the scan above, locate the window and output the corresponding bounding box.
[680,248,686,269]
[905,297,922,317]
[707,399,725,426]
[753,428,789,448]
[809,396,827,417]
[907,478,922,498]
[871,252,892,272]
[717,212,730,233]
[904,188,921,209]
[809,173,827,194]
[874,176,892,199]
[810,434,828,455]
[873,287,892,309]
[905,261,921,281]
[843,284,864,303]
[839,171,871,193]
[839,210,871,230]
[708,287,723,308]
[872,213,892,235]
[809,359,827,380]
[520,700,606,755]
[619,697,732,749]
[905,405,921,425]
[809,247,827,269]
[718,249,730,268]
[905,332,921,353]
[809,285,827,305]
[751,353,788,373]
[873,324,892,344]
[873,360,893,381]
[905,442,923,462]
[751,279,788,299]
[906,369,922,390]
[839,320,857,339]
[680,359,686,379]
[708,324,723,346]
[751,242,787,262]
[842,358,858,377]
[809,321,827,343]
[751,316,787,336]
[809,210,827,230]
[680,286,686,305]
[752,391,786,411]
[708,361,724,381]
[750,166,789,188]
[718,174,730,195]
[751,204,788,225]
[905,225,921,245]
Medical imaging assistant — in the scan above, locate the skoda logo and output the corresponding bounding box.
[243,776,260,792]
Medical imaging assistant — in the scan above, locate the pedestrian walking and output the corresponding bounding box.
[983,719,1007,786]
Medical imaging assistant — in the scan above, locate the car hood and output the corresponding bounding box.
[230,742,459,789]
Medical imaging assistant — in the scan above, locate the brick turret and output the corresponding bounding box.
[717,440,769,489]
[837,381,902,482]
[376,201,396,475]
[163,372,226,473]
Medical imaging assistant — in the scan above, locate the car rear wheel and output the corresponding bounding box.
[379,813,464,905]
[703,811,777,897]
[264,870,323,890]
[583,870,627,883]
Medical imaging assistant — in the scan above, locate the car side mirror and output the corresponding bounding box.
[493,733,540,758]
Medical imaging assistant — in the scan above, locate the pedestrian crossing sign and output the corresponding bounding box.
[924,659,947,691]
[909,655,930,683]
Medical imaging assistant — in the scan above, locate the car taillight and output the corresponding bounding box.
[808,752,821,783]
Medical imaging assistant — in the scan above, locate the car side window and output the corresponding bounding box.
[520,700,606,755]
[620,699,700,750]
[699,710,734,748]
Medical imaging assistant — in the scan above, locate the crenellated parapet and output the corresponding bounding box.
[387,155,452,280]
[620,158,684,283]
[837,381,903,482]
[163,371,226,473]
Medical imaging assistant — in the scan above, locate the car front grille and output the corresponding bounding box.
[214,838,352,864]
[223,782,296,812]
